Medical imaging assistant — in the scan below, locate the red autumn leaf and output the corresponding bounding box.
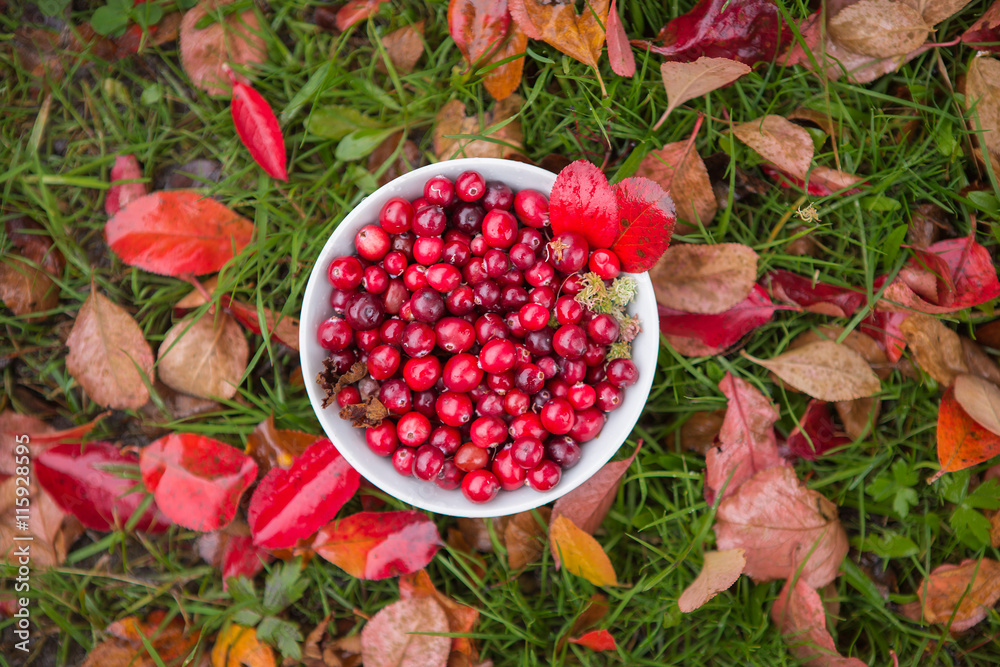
[930,386,1000,482]
[0,410,110,477]
[227,69,287,181]
[139,433,257,532]
[611,177,677,272]
[962,0,1000,51]
[785,400,852,461]
[859,310,907,362]
[921,235,1000,310]
[35,443,171,533]
[247,437,360,549]
[772,578,868,666]
[761,164,830,196]
[658,283,782,349]
[704,373,785,504]
[220,295,300,351]
[449,0,510,66]
[105,155,148,216]
[606,0,635,77]
[549,160,619,249]
[105,190,254,276]
[336,0,389,31]
[551,442,641,535]
[765,269,867,318]
[198,525,272,589]
[180,0,266,96]
[314,510,440,579]
[634,0,791,65]
[569,629,617,651]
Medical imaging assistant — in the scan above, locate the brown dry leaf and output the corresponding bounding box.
[899,313,968,385]
[905,559,1000,631]
[302,615,331,663]
[246,414,317,473]
[828,0,929,58]
[6,216,64,276]
[966,56,1000,175]
[361,597,451,667]
[158,311,249,400]
[175,276,221,311]
[433,96,525,161]
[551,443,641,537]
[908,203,950,249]
[732,115,814,180]
[636,139,716,229]
[377,21,425,74]
[680,410,726,455]
[772,578,868,666]
[678,549,747,613]
[504,507,551,570]
[961,336,1000,386]
[788,108,839,137]
[745,341,881,402]
[339,397,389,427]
[457,517,494,552]
[910,0,972,25]
[663,333,728,358]
[835,396,881,441]
[368,131,422,187]
[0,475,79,570]
[977,319,1000,350]
[318,360,367,409]
[953,374,1000,436]
[648,243,758,315]
[180,0,267,96]
[398,570,480,658]
[0,255,59,317]
[66,290,155,410]
[514,0,609,70]
[548,515,618,586]
[790,326,892,380]
[660,58,751,119]
[715,466,849,589]
[212,624,275,667]
[84,612,202,667]
[142,381,221,424]
[446,528,487,579]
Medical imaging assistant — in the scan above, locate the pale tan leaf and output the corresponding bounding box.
[66,290,155,410]
[790,326,892,380]
[433,96,524,161]
[732,115,813,180]
[835,397,881,441]
[772,578,868,666]
[899,313,968,385]
[828,0,929,59]
[377,21,425,75]
[912,0,973,26]
[680,410,726,455]
[361,597,451,667]
[180,0,267,96]
[635,140,716,228]
[966,56,1000,175]
[158,312,248,400]
[954,374,1000,436]
[0,476,79,569]
[648,243,758,314]
[745,341,881,402]
[678,549,746,613]
[0,255,58,317]
[660,57,751,119]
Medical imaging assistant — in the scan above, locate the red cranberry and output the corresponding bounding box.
[492,446,526,491]
[462,469,500,503]
[410,287,446,323]
[327,256,364,289]
[482,210,517,248]
[425,263,462,293]
[513,189,548,227]
[546,436,581,469]
[524,261,555,287]
[413,443,446,480]
[476,392,505,418]
[475,313,508,344]
[558,358,587,383]
[514,363,545,394]
[382,279,409,314]
[555,296,583,325]
[482,181,514,211]
[455,170,486,202]
[567,383,597,410]
[595,381,624,411]
[317,317,353,351]
[452,203,485,235]
[336,385,361,407]
[397,411,431,447]
[463,257,488,285]
[509,243,536,270]
[487,371,514,395]
[516,227,544,251]
[355,224,390,261]
[401,322,436,358]
[523,328,554,356]
[412,390,437,418]
[540,397,575,435]
[379,318,405,346]
[504,389,530,416]
[443,353,483,392]
[379,379,412,414]
[367,344,401,380]
[501,285,530,311]
[526,460,561,491]
[587,314,620,345]
[413,236,444,265]
[436,391,474,426]
[569,407,605,442]
[532,389,552,411]
[345,292,385,331]
[455,442,489,471]
[547,378,570,398]
[329,288,355,315]
[479,339,517,374]
[392,447,416,476]
[363,265,389,294]
[505,311,527,338]
[435,460,463,489]
[412,197,429,210]
[403,264,429,291]
[435,317,475,353]
[358,375,379,399]
[326,349,357,374]
[470,415,506,448]
[562,273,586,294]
[469,380,490,403]
[429,426,462,456]
[366,420,398,456]
[383,250,408,277]
[583,342,607,366]
[518,303,549,331]
[379,197,414,234]
[413,205,447,237]
[553,324,587,359]
[483,248,510,278]
[424,176,456,207]
[606,358,639,387]
[391,231,415,257]
[547,231,589,273]
[473,279,501,309]
[403,356,441,391]
[446,285,476,315]
[355,329,381,353]
[528,286,556,310]
[586,363,607,384]
[589,248,621,279]
[509,412,547,440]
[537,356,558,379]
[511,436,544,469]
[442,241,471,267]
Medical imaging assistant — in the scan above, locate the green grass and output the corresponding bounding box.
[4,0,1000,665]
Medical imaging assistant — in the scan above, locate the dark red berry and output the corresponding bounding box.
[569,407,605,442]
[476,391,505,418]
[546,436,581,469]
[475,313,509,344]
[483,248,510,278]
[536,356,558,379]
[326,349,357,374]
[355,328,381,353]
[410,287,446,323]
[606,358,639,387]
[366,420,398,456]
[482,181,514,211]
[317,316,353,351]
[504,389,530,416]
[327,256,364,289]
[470,415,507,448]
[413,205,447,237]
[379,378,412,414]
[462,469,500,503]
[452,203,485,235]
[587,314,620,345]
[345,292,385,331]
[547,231,589,273]
[391,231,415,257]
[523,328,554,356]
[473,279,501,309]
[487,371,514,395]
[382,279,409,314]
[379,318,405,346]
[511,436,544,469]
[524,261,555,287]
[435,317,476,353]
[595,381,624,411]
[383,250,408,277]
[509,412,547,440]
[443,353,483,392]
[435,460,463,489]
[413,236,444,265]
[446,285,476,315]
[514,363,545,394]
[509,243,536,270]
[553,324,587,359]
[500,285,530,311]
[363,265,389,294]
[429,426,462,455]
[562,273,586,294]
[515,227,544,251]
[442,241,471,267]
[525,460,561,491]
[583,342,606,366]
[413,443,446,480]
[412,390,437,418]
[558,358,587,384]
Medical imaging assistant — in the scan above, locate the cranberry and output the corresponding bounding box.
[326,349,357,374]
[511,436,544,469]
[382,279,409,314]
[329,288,355,315]
[476,392,505,418]
[548,378,570,398]
[446,285,476,315]
[487,371,514,395]
[379,379,412,414]
[595,381,624,411]
[567,382,597,410]
[528,286,555,310]
[501,285,530,311]
[403,264,429,291]
[518,303,549,331]
[481,181,514,211]
[413,443,446,481]
[553,324,587,359]
[403,356,441,391]
[504,389,530,416]
[413,237,444,265]
[379,197,414,233]
[317,316,353,351]
[345,292,385,331]
[424,176,456,207]
[583,342,606,366]
[589,248,621,279]
[524,261,555,287]
[470,380,491,403]
[425,263,462,293]
[397,412,431,448]
[355,224,390,261]
[435,317,475,353]
[532,389,552,411]
[455,170,486,202]
[475,313,508,344]
[479,338,517,374]
[558,358,587,384]
[473,279,501,309]
[482,210,517,248]
[380,318,405,346]
[547,231,589,274]
[462,469,501,503]
[410,287,446,323]
[509,412,547,440]
[470,235,489,257]
[413,205,447,237]
[470,415,507,448]
[526,460,561,491]
[586,363,607,384]
[452,202,485,234]
[587,314,620,345]
[483,248,510,278]
[516,227,544,251]
[367,344,401,380]
[513,188,548,227]
[442,241,471,267]
[391,231,415,257]
[443,353,483,392]
[554,296,583,325]
[562,273,586,294]
[492,446,526,491]
[546,436,581,469]
[429,426,462,455]
[509,243,536,270]
[358,375,379,399]
[355,329,381,353]
[383,250,408,277]
[606,358,639,387]
[436,391,474,426]
[336,385,361,407]
[524,328,554,356]
[401,322,435,357]
[455,442,489,471]
[540,397,575,435]
[536,356,558,379]
[412,197,429,210]
[392,447,415,476]
[366,420,399,456]
[514,363,545,394]
[505,311,526,337]
[363,265,389,294]
[435,460,463,489]
[412,390,437,418]
[327,255,364,289]
[569,407,605,442]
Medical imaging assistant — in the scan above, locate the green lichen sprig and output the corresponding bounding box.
[573,272,641,360]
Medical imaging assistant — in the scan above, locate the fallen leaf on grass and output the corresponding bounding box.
[715,466,849,588]
[901,559,1000,631]
[931,386,1000,482]
[220,295,299,351]
[378,21,425,75]
[5,216,64,276]
[180,0,267,96]
[860,310,908,362]
[680,410,726,454]
[457,517,494,552]
[962,1,1000,49]
[765,270,866,319]
[105,190,255,276]
[198,521,272,589]
[835,396,881,442]
[84,612,201,667]
[789,326,892,380]
[158,311,249,401]
[368,131,422,187]
[399,569,480,658]
[606,0,634,77]
[551,442,640,535]
[558,594,609,650]
[648,243,758,314]
[954,374,1000,437]
[660,57,750,120]
[314,510,440,579]
[899,314,968,386]
[658,284,781,350]
[504,507,551,570]
[449,0,523,99]
[568,629,617,651]
[106,155,148,215]
[511,0,609,70]
[212,623,276,667]
[636,138,716,228]
[962,337,1000,387]
[361,597,451,667]
[772,578,867,666]
[785,400,852,461]
[0,475,79,569]
[66,290,154,410]
[732,115,813,180]
[548,515,618,586]
[228,71,288,181]
[611,177,677,272]
[828,0,929,59]
[433,96,524,160]
[245,414,317,474]
[678,549,746,612]
[336,0,390,31]
[139,432,257,532]
[0,255,59,317]
[744,341,881,402]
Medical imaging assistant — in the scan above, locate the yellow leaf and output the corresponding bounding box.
[211,625,276,667]
[549,515,618,587]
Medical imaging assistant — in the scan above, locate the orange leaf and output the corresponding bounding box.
[211,624,276,667]
[548,515,618,586]
[931,386,1000,482]
[483,23,528,101]
[905,559,1000,631]
[513,0,609,70]
[678,549,746,613]
[313,510,440,579]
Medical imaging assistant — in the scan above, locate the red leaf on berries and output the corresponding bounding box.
[635,0,791,65]
[139,433,257,532]
[550,160,619,249]
[786,400,851,461]
[336,0,390,31]
[569,629,617,651]
[610,177,676,272]
[35,443,171,533]
[314,510,440,579]
[229,76,287,181]
[765,269,867,318]
[247,437,360,549]
[606,0,635,77]
[198,525,271,589]
[105,155,148,216]
[658,284,781,349]
[105,191,254,276]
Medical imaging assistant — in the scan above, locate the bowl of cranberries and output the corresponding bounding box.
[300,158,658,517]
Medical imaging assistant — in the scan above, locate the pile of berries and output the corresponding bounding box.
[317,171,639,503]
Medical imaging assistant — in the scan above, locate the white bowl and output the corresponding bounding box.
[300,158,658,518]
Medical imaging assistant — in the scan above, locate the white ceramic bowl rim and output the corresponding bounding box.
[300,158,659,517]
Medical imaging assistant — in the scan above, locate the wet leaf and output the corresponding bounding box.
[105,190,255,276]
[550,159,619,249]
[772,578,868,666]
[704,373,784,503]
[905,559,1000,631]
[968,56,1000,174]
[180,0,266,96]
[916,0,973,25]
[139,432,258,532]
[399,569,480,658]
[680,409,726,454]
[732,115,813,180]
[230,74,288,181]
[511,0,609,70]
[715,466,849,588]
[899,313,968,386]
[245,414,317,474]
[457,517,494,552]
[378,21,425,75]
[954,374,1000,436]
[198,522,271,589]
[432,96,525,160]
[828,0,929,59]
[503,507,551,570]
[248,438,360,549]
[0,255,59,317]
[35,443,171,533]
[220,295,299,351]
[961,336,1000,386]
[765,270,867,318]
[678,549,746,612]
[361,596,451,667]
[636,138,716,228]
[212,624,276,667]
[606,0,635,77]
[106,155,148,216]
[548,515,619,586]
[931,386,1000,482]
[568,629,617,651]
[314,510,440,579]
[611,177,677,272]
[660,58,750,120]
[745,341,881,402]
[649,243,758,314]
[66,290,154,410]
[551,442,640,535]
[786,400,852,461]
[158,311,249,401]
[658,284,781,349]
